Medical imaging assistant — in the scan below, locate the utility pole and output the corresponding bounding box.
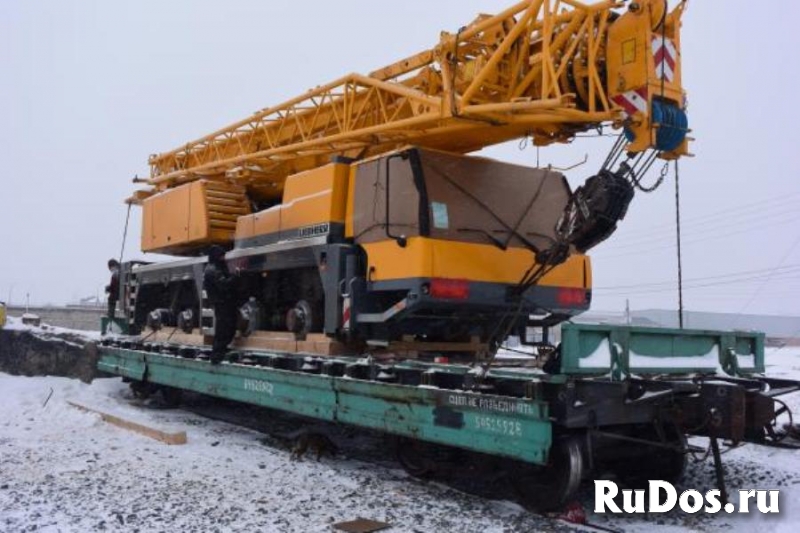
[26,293,30,314]
[625,299,631,325]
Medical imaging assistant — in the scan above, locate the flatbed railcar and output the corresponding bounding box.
[98,323,800,510]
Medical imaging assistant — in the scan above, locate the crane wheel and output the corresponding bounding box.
[286,300,314,337]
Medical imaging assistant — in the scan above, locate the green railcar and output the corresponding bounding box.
[98,323,799,510]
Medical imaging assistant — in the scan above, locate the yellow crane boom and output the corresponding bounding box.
[133,0,688,205]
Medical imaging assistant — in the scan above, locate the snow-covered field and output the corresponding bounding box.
[2,315,101,344]
[1,335,800,532]
[0,375,559,533]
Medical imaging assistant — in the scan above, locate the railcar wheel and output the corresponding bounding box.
[612,427,687,487]
[130,381,154,400]
[509,435,586,512]
[394,438,438,478]
[160,387,184,408]
[765,397,793,444]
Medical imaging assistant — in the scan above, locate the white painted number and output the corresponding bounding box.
[472,415,523,437]
[243,379,274,396]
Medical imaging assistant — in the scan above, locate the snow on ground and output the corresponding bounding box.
[1,345,800,532]
[3,315,102,344]
[0,375,561,533]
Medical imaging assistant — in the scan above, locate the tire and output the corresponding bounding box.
[509,434,586,512]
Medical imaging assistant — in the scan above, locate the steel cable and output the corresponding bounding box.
[675,160,685,327]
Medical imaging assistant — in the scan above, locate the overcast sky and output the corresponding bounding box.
[2,1,800,320]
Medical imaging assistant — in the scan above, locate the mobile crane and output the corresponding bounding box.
[122,0,690,356]
[101,1,800,511]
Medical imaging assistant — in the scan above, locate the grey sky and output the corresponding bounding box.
[1,1,799,318]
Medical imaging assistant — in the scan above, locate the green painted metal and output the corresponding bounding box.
[97,324,768,465]
[99,349,552,465]
[97,349,146,381]
[560,324,765,378]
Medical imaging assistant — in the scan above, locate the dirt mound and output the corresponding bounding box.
[0,327,101,383]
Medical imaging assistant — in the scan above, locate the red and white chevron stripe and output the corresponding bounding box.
[611,87,649,118]
[342,296,352,331]
[652,35,677,82]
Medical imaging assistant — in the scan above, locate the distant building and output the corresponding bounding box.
[70,295,104,309]
[574,311,661,328]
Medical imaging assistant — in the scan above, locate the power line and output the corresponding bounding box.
[735,231,800,319]
[594,215,800,260]
[595,273,800,296]
[610,191,800,239]
[632,194,800,233]
[606,208,800,251]
[594,264,800,291]
[597,272,800,292]
[600,209,800,251]
[622,196,800,237]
